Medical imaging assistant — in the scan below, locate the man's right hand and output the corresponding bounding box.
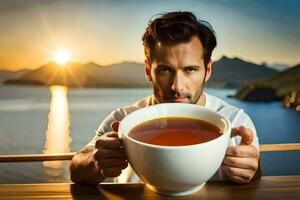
[93,121,128,178]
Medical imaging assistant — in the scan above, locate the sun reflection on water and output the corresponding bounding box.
[43,85,71,179]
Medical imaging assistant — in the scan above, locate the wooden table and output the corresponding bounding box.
[0,176,299,199]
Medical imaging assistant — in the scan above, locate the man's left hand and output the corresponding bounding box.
[222,126,260,184]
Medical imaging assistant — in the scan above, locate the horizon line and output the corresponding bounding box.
[0,55,299,72]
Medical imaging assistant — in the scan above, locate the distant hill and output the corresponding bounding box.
[83,62,150,87]
[4,62,87,86]
[4,61,150,88]
[3,56,282,88]
[207,56,277,88]
[233,64,300,111]
[234,63,300,100]
[0,69,31,84]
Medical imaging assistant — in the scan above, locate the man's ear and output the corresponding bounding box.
[144,59,152,82]
[204,59,212,82]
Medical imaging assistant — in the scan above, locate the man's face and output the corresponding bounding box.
[145,36,212,104]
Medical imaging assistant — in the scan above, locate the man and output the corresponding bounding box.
[70,11,261,185]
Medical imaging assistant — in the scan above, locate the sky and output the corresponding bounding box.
[0,0,299,71]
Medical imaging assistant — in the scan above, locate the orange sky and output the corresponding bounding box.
[0,0,299,71]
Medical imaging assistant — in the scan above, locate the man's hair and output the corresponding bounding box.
[142,11,217,70]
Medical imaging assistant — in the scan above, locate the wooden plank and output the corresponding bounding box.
[0,176,299,199]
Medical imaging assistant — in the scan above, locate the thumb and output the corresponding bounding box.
[231,126,253,145]
[110,121,120,132]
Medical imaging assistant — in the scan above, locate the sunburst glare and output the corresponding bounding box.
[53,48,70,65]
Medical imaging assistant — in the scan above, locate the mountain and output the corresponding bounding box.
[3,56,283,88]
[207,56,277,88]
[82,62,150,87]
[233,64,300,111]
[0,69,31,84]
[234,63,300,99]
[0,70,13,83]
[4,62,87,86]
[4,61,150,88]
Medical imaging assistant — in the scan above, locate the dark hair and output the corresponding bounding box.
[142,11,217,70]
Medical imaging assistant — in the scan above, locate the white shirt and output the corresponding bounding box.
[87,93,259,183]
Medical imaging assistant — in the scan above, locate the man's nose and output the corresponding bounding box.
[171,72,185,93]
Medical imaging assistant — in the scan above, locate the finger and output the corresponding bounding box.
[95,134,121,149]
[222,165,253,183]
[231,126,253,145]
[101,168,122,178]
[106,131,124,147]
[222,164,253,180]
[97,158,128,168]
[223,156,258,170]
[226,145,260,158]
[111,121,120,132]
[94,148,126,160]
[229,174,249,184]
[222,165,245,184]
[108,123,125,147]
[105,132,119,138]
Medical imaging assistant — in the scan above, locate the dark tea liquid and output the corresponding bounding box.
[128,117,223,146]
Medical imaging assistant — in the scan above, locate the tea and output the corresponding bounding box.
[128,117,223,146]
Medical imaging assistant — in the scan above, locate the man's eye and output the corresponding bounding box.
[184,67,197,73]
[159,67,172,73]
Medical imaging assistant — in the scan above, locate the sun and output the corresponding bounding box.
[53,48,70,65]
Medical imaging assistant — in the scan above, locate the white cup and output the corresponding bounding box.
[119,103,231,196]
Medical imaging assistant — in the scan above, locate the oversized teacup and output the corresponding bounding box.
[119,103,231,196]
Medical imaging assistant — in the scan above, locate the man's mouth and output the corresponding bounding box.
[167,96,189,103]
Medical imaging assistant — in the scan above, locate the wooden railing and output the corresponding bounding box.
[259,143,300,152]
[0,143,300,162]
[0,152,75,162]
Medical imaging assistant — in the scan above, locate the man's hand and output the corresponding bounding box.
[222,126,260,184]
[93,121,128,178]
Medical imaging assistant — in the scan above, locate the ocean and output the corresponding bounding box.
[0,85,299,183]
